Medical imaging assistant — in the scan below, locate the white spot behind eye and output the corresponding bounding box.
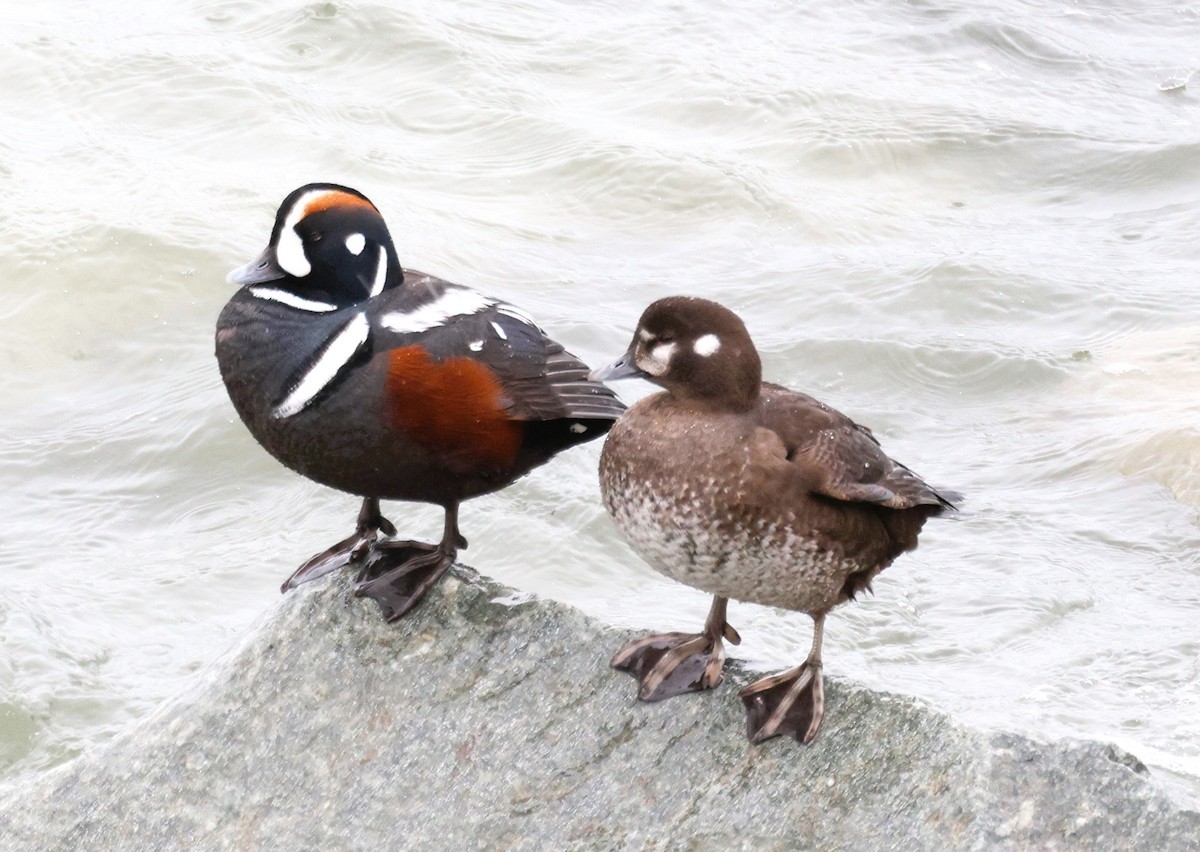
[345,233,366,255]
[693,333,721,356]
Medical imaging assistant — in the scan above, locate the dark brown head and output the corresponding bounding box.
[590,296,762,411]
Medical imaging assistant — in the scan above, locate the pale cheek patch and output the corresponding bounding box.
[345,233,366,255]
[638,341,676,376]
[693,333,721,357]
[276,226,309,277]
[274,188,336,278]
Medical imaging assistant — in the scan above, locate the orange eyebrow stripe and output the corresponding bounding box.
[304,190,378,218]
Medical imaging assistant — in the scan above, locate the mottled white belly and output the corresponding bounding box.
[603,473,857,614]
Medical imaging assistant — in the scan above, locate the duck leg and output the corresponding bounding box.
[611,595,742,702]
[281,497,396,592]
[354,502,465,622]
[739,610,828,744]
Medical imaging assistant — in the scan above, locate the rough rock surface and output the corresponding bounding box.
[1,567,1196,850]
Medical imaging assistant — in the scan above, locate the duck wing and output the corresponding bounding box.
[755,383,954,511]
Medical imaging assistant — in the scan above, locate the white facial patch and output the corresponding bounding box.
[638,341,676,376]
[380,288,494,334]
[274,188,334,278]
[249,287,337,313]
[693,333,721,357]
[345,233,366,255]
[272,312,370,419]
[369,248,388,297]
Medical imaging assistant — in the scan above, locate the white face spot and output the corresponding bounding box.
[637,341,676,376]
[369,247,388,297]
[272,312,370,418]
[248,287,337,313]
[380,288,494,334]
[274,188,335,278]
[693,333,721,357]
[570,423,587,434]
[345,233,366,255]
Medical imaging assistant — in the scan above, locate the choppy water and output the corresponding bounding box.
[3,0,1199,803]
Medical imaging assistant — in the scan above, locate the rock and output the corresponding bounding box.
[1,567,1196,850]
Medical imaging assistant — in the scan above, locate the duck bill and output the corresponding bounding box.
[589,349,648,382]
[227,246,286,285]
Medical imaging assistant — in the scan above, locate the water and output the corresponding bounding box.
[3,0,1199,802]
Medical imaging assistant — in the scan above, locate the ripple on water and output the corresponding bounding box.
[3,0,1200,803]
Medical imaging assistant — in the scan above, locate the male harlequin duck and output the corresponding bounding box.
[591,296,955,744]
[216,183,625,621]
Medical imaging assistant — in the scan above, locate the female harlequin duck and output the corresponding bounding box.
[216,183,624,621]
[591,297,955,744]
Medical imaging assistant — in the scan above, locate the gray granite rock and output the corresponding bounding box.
[1,567,1196,850]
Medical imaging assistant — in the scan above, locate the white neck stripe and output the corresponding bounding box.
[272,313,370,418]
[370,248,388,298]
[249,287,338,313]
[380,288,494,334]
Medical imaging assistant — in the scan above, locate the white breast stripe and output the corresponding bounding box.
[249,287,337,313]
[380,288,494,333]
[272,313,370,419]
[370,248,388,297]
[491,321,508,341]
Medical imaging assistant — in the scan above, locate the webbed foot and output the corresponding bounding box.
[739,661,824,744]
[611,595,740,701]
[739,609,830,744]
[281,498,395,592]
[354,545,456,622]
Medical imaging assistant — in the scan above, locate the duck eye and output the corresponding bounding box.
[658,331,676,343]
[309,231,324,243]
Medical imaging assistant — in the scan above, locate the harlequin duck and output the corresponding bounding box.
[591,296,956,744]
[216,183,625,621]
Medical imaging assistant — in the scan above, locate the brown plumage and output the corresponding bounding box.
[592,296,955,744]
